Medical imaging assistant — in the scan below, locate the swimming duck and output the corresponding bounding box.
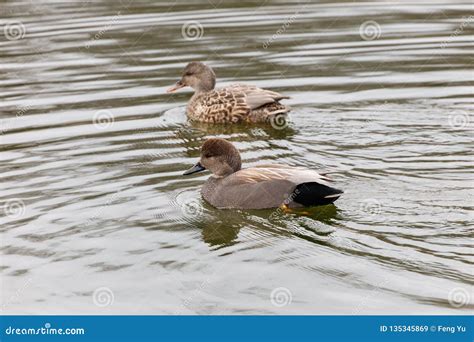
[167,62,290,123]
[183,138,343,209]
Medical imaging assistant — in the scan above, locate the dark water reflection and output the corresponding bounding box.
[0,0,472,314]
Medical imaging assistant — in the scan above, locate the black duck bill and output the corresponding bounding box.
[183,162,206,175]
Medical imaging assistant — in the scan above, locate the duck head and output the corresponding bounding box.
[183,138,242,177]
[167,62,216,93]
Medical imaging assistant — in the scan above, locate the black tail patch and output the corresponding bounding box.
[293,182,343,207]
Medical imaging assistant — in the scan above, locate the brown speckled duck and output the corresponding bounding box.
[183,138,343,209]
[167,62,290,123]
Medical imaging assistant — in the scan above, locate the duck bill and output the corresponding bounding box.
[183,162,206,175]
[167,81,185,93]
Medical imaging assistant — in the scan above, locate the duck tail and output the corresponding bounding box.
[293,182,343,206]
[264,102,291,116]
[249,102,291,122]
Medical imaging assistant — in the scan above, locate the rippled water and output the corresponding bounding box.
[1,1,473,314]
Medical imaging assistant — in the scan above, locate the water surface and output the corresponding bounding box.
[1,0,473,314]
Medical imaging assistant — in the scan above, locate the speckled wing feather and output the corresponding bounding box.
[188,88,250,123]
[187,84,290,123]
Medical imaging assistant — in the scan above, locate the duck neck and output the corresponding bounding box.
[214,164,235,178]
[194,75,215,94]
[218,156,241,177]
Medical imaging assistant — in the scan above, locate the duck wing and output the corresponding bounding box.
[227,83,290,110]
[190,84,289,123]
[228,166,333,188]
[190,87,250,123]
[203,166,340,209]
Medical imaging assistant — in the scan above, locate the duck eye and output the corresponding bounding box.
[204,153,213,158]
[184,72,193,76]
